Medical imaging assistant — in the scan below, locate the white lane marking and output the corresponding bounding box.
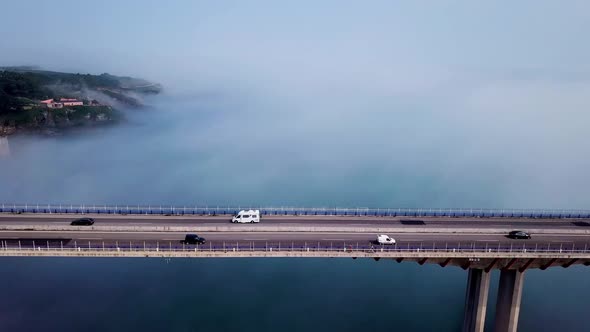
[551,240,574,243]
[321,238,346,241]
[162,239,180,241]
[475,240,500,242]
[244,238,269,241]
[79,237,103,240]
[2,230,590,238]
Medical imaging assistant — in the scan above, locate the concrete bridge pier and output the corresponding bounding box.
[493,270,525,332]
[462,268,491,332]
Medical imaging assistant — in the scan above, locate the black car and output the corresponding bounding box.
[182,234,206,245]
[70,217,95,226]
[507,231,531,239]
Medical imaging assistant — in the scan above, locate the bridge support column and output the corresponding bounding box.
[462,269,490,332]
[493,270,525,332]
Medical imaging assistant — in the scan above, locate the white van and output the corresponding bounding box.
[377,234,396,245]
[231,210,260,223]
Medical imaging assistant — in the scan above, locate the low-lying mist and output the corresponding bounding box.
[2,1,590,208]
[1,68,589,209]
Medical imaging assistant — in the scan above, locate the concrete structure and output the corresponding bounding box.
[494,270,525,332]
[462,269,526,332]
[2,204,590,218]
[463,269,490,332]
[60,98,83,106]
[1,211,590,331]
[40,99,63,108]
[40,98,83,108]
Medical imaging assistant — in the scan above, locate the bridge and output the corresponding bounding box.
[1,204,590,332]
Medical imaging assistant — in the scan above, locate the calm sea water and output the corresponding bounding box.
[1,95,589,331]
[0,258,588,332]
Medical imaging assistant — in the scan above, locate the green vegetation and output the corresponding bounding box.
[67,105,120,123]
[0,71,53,114]
[0,107,45,126]
[0,68,161,114]
[0,105,119,131]
[0,67,161,92]
[0,67,159,135]
[2,68,124,90]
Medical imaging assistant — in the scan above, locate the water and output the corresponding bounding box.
[2,93,589,208]
[1,95,589,331]
[0,258,467,332]
[0,258,588,332]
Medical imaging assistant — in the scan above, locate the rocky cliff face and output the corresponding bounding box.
[0,124,16,136]
[0,106,118,136]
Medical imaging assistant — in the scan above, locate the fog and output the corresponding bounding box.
[1,1,590,208]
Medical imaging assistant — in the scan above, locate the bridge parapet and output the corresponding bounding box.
[2,204,590,219]
[1,240,589,270]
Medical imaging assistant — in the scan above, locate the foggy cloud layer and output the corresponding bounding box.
[1,1,590,208]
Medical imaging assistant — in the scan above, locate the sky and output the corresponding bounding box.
[2,1,589,87]
[1,1,590,208]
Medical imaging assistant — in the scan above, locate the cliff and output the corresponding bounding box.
[0,67,161,136]
[0,105,119,136]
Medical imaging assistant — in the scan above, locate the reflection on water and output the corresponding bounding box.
[0,136,9,157]
[0,258,588,332]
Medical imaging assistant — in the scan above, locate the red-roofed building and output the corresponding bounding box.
[40,99,63,109]
[40,98,83,108]
[62,100,83,106]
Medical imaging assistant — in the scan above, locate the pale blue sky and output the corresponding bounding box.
[1,1,589,86]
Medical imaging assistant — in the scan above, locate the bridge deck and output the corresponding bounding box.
[1,213,589,269]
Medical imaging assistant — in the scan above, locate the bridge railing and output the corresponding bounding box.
[1,239,589,255]
[1,204,590,219]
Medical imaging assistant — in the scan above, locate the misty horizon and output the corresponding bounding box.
[1,1,590,209]
[3,3,590,332]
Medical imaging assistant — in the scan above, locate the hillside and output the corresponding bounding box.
[0,67,162,112]
[0,67,162,136]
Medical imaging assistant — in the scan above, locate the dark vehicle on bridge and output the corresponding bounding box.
[507,231,531,239]
[70,217,95,226]
[182,234,206,245]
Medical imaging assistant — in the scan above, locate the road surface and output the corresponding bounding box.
[1,214,590,228]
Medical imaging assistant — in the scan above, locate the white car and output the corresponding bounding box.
[377,234,396,245]
[231,209,260,223]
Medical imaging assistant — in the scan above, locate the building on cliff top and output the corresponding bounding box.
[40,98,84,108]
[40,99,63,109]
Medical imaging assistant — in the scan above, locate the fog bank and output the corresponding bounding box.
[1,1,590,208]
